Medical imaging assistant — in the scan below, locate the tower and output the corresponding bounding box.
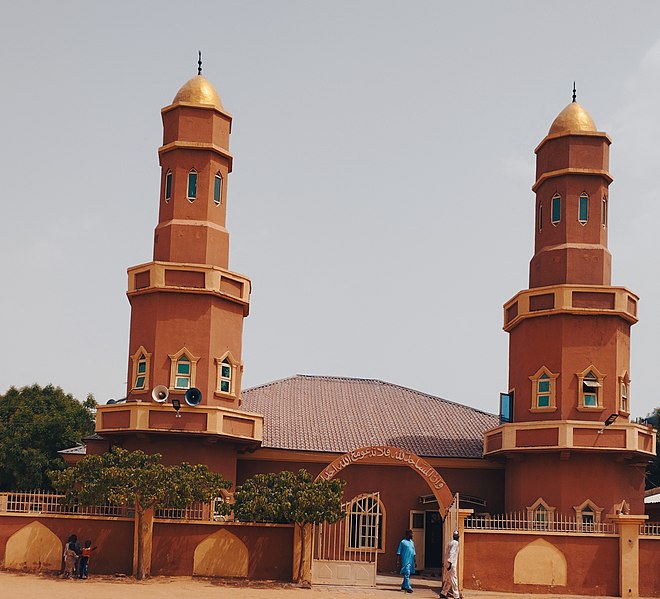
[483,96,656,517]
[93,71,263,481]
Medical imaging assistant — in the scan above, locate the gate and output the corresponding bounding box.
[311,492,381,586]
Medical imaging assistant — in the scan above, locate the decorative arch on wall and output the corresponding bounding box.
[316,445,454,514]
[514,538,567,586]
[193,528,248,577]
[5,521,62,572]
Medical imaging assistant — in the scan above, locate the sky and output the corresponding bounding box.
[1,1,659,420]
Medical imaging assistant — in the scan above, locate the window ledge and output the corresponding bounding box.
[618,409,630,418]
[576,405,605,412]
[214,391,236,400]
[529,406,557,413]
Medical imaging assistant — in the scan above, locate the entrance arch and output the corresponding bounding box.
[315,444,454,513]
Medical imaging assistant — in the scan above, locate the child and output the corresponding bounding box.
[63,535,80,579]
[78,540,97,579]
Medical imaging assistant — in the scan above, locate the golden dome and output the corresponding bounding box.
[548,102,596,135]
[172,75,223,110]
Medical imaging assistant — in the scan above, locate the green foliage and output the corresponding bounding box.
[646,407,660,490]
[234,469,345,525]
[0,384,96,490]
[49,447,232,513]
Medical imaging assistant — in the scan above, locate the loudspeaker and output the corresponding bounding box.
[106,398,117,405]
[152,385,169,403]
[184,387,202,406]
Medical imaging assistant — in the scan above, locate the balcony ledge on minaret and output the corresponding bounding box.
[95,401,263,446]
[483,419,655,460]
[127,261,251,316]
[504,284,638,332]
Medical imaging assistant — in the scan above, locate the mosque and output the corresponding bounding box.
[70,70,658,594]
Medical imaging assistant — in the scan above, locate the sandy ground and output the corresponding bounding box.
[0,571,638,599]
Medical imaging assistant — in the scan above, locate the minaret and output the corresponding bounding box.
[125,72,249,408]
[93,68,263,480]
[483,93,656,516]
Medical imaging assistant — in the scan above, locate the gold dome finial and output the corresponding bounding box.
[548,96,596,135]
[172,74,224,110]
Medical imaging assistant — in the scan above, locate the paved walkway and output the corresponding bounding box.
[0,571,647,599]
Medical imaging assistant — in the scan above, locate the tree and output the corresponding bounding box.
[234,469,345,582]
[0,384,96,490]
[49,447,231,579]
[645,407,660,490]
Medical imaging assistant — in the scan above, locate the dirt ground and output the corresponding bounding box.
[0,571,637,599]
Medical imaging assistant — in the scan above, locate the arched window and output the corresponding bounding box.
[573,499,603,531]
[219,358,232,393]
[577,366,604,410]
[527,498,555,531]
[348,494,384,550]
[165,170,172,202]
[537,203,543,231]
[579,193,589,224]
[215,353,238,396]
[529,367,558,412]
[187,169,198,201]
[213,172,223,206]
[619,372,630,414]
[130,346,151,392]
[551,194,561,224]
[602,196,608,226]
[168,348,200,391]
[175,356,191,389]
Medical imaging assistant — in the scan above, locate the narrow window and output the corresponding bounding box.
[530,367,557,411]
[165,170,172,202]
[500,391,514,423]
[537,203,543,232]
[583,372,599,407]
[134,353,147,390]
[579,193,589,224]
[619,374,629,413]
[213,173,223,206]
[602,196,608,226]
[537,373,550,407]
[219,358,231,393]
[582,505,594,528]
[533,505,548,530]
[348,495,383,550]
[187,169,198,201]
[551,194,561,224]
[130,346,151,393]
[175,355,191,389]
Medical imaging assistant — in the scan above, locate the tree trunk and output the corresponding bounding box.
[133,503,154,579]
[294,522,312,584]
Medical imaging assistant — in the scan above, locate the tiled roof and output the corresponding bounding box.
[241,375,498,459]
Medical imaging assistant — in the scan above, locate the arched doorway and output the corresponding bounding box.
[315,444,454,512]
[312,445,456,585]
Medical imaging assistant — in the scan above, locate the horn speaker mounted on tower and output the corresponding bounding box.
[152,385,169,403]
[184,387,202,406]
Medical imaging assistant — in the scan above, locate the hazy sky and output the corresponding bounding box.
[1,1,659,420]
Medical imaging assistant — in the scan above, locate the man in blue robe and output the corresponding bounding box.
[396,528,416,593]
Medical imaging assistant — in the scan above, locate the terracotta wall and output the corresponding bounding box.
[0,516,133,574]
[639,538,660,597]
[151,521,293,580]
[463,531,619,596]
[0,515,293,581]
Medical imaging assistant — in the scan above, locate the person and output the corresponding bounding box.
[440,531,460,599]
[78,539,97,579]
[62,534,81,579]
[396,529,416,593]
